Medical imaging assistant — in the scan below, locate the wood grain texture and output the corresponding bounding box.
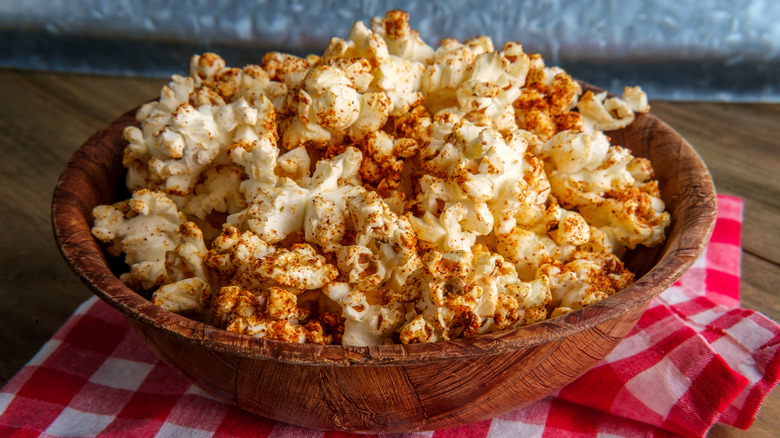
[0,70,167,386]
[48,81,716,432]
[2,70,777,435]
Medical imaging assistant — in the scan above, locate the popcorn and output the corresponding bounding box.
[155,222,214,315]
[204,226,275,292]
[257,244,339,291]
[512,62,584,141]
[93,10,670,346]
[210,285,330,343]
[180,165,246,219]
[400,245,551,341]
[124,83,280,196]
[226,147,363,244]
[621,86,651,113]
[323,16,426,117]
[414,113,550,246]
[323,282,406,345]
[370,10,435,63]
[577,87,651,132]
[152,277,211,316]
[165,222,210,283]
[276,146,312,184]
[540,131,670,251]
[354,130,418,194]
[92,189,186,290]
[541,250,634,314]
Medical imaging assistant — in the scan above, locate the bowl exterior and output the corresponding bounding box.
[128,304,645,432]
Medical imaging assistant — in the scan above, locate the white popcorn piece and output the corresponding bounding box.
[228,177,311,243]
[400,245,550,342]
[621,86,651,113]
[276,146,312,185]
[541,251,634,313]
[152,277,211,316]
[323,282,406,346]
[124,85,279,197]
[370,10,435,64]
[409,203,478,252]
[258,244,339,291]
[92,189,186,290]
[210,285,328,343]
[578,90,636,132]
[541,131,671,250]
[227,147,363,244]
[164,222,210,283]
[323,18,425,117]
[204,226,276,293]
[304,195,346,253]
[181,165,246,219]
[299,66,362,131]
[414,114,552,249]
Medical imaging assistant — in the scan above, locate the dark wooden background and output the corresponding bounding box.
[0,69,777,436]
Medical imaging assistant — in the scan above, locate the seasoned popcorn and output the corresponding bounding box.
[92,10,669,346]
[92,189,187,290]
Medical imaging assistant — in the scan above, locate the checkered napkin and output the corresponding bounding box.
[2,195,779,437]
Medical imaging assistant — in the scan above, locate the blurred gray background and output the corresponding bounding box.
[2,0,778,101]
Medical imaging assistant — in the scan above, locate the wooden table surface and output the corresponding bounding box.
[0,69,778,436]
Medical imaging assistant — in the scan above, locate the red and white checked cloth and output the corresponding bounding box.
[2,195,778,437]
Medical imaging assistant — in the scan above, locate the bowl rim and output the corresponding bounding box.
[51,83,717,366]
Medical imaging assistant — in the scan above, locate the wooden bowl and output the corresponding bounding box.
[52,85,716,433]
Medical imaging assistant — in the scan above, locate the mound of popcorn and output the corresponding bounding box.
[92,10,669,346]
